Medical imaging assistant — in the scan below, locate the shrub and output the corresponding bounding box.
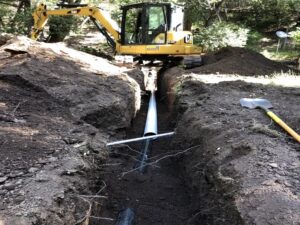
[0,7,32,35]
[11,8,33,35]
[246,30,264,47]
[193,22,249,52]
[289,27,300,46]
[47,16,75,42]
[0,7,11,32]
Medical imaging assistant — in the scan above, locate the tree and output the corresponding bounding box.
[0,0,32,34]
[180,0,300,31]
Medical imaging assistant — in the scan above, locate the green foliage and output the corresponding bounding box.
[0,5,32,35]
[79,44,114,60]
[48,16,76,42]
[229,0,299,31]
[0,6,11,31]
[0,5,10,18]
[290,27,300,46]
[245,30,266,51]
[7,8,33,35]
[246,30,264,46]
[194,22,249,51]
[180,0,299,32]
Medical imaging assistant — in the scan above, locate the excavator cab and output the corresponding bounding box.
[121,3,182,45]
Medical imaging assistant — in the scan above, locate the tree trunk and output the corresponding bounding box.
[7,0,32,34]
[183,7,193,31]
[184,19,192,31]
[0,17,5,31]
[23,0,30,8]
[214,0,225,22]
[204,0,225,27]
[11,1,24,23]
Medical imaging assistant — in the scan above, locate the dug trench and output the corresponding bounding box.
[93,90,194,225]
[0,37,299,225]
[88,68,243,225]
[92,65,300,225]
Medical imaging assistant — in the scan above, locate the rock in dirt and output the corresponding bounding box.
[269,163,279,168]
[0,177,8,184]
[2,182,16,191]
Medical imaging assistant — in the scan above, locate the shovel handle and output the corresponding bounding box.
[266,110,300,143]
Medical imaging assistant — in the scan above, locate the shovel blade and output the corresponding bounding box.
[240,98,273,109]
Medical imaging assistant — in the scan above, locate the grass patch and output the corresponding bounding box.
[246,30,265,51]
[246,30,299,62]
[261,46,299,61]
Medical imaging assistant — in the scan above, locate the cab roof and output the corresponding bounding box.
[120,2,172,10]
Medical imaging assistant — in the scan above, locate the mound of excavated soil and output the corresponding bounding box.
[0,36,140,224]
[191,47,292,76]
[161,67,300,225]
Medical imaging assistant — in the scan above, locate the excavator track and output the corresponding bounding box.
[181,55,203,69]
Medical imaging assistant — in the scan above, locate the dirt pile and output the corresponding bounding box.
[0,36,141,131]
[192,47,292,76]
[0,36,140,224]
[161,67,300,224]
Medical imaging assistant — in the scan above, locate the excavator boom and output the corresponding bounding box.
[31,3,119,43]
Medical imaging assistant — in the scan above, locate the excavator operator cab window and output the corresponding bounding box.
[121,3,170,45]
[146,6,167,44]
[123,7,143,44]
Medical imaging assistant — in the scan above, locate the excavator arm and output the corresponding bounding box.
[31,3,120,49]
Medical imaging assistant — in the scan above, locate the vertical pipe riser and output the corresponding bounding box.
[143,91,158,136]
[115,208,135,225]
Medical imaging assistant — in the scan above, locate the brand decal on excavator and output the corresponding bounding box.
[184,34,192,43]
[146,46,160,51]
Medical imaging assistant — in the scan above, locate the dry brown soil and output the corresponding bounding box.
[0,36,299,225]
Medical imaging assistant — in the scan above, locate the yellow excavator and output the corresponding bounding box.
[31,1,202,66]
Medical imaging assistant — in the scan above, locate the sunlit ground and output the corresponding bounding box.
[261,47,299,61]
[186,72,300,88]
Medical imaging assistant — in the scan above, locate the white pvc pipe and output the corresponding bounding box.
[106,132,175,146]
[143,91,157,136]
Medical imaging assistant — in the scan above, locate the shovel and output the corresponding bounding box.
[240,98,300,143]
